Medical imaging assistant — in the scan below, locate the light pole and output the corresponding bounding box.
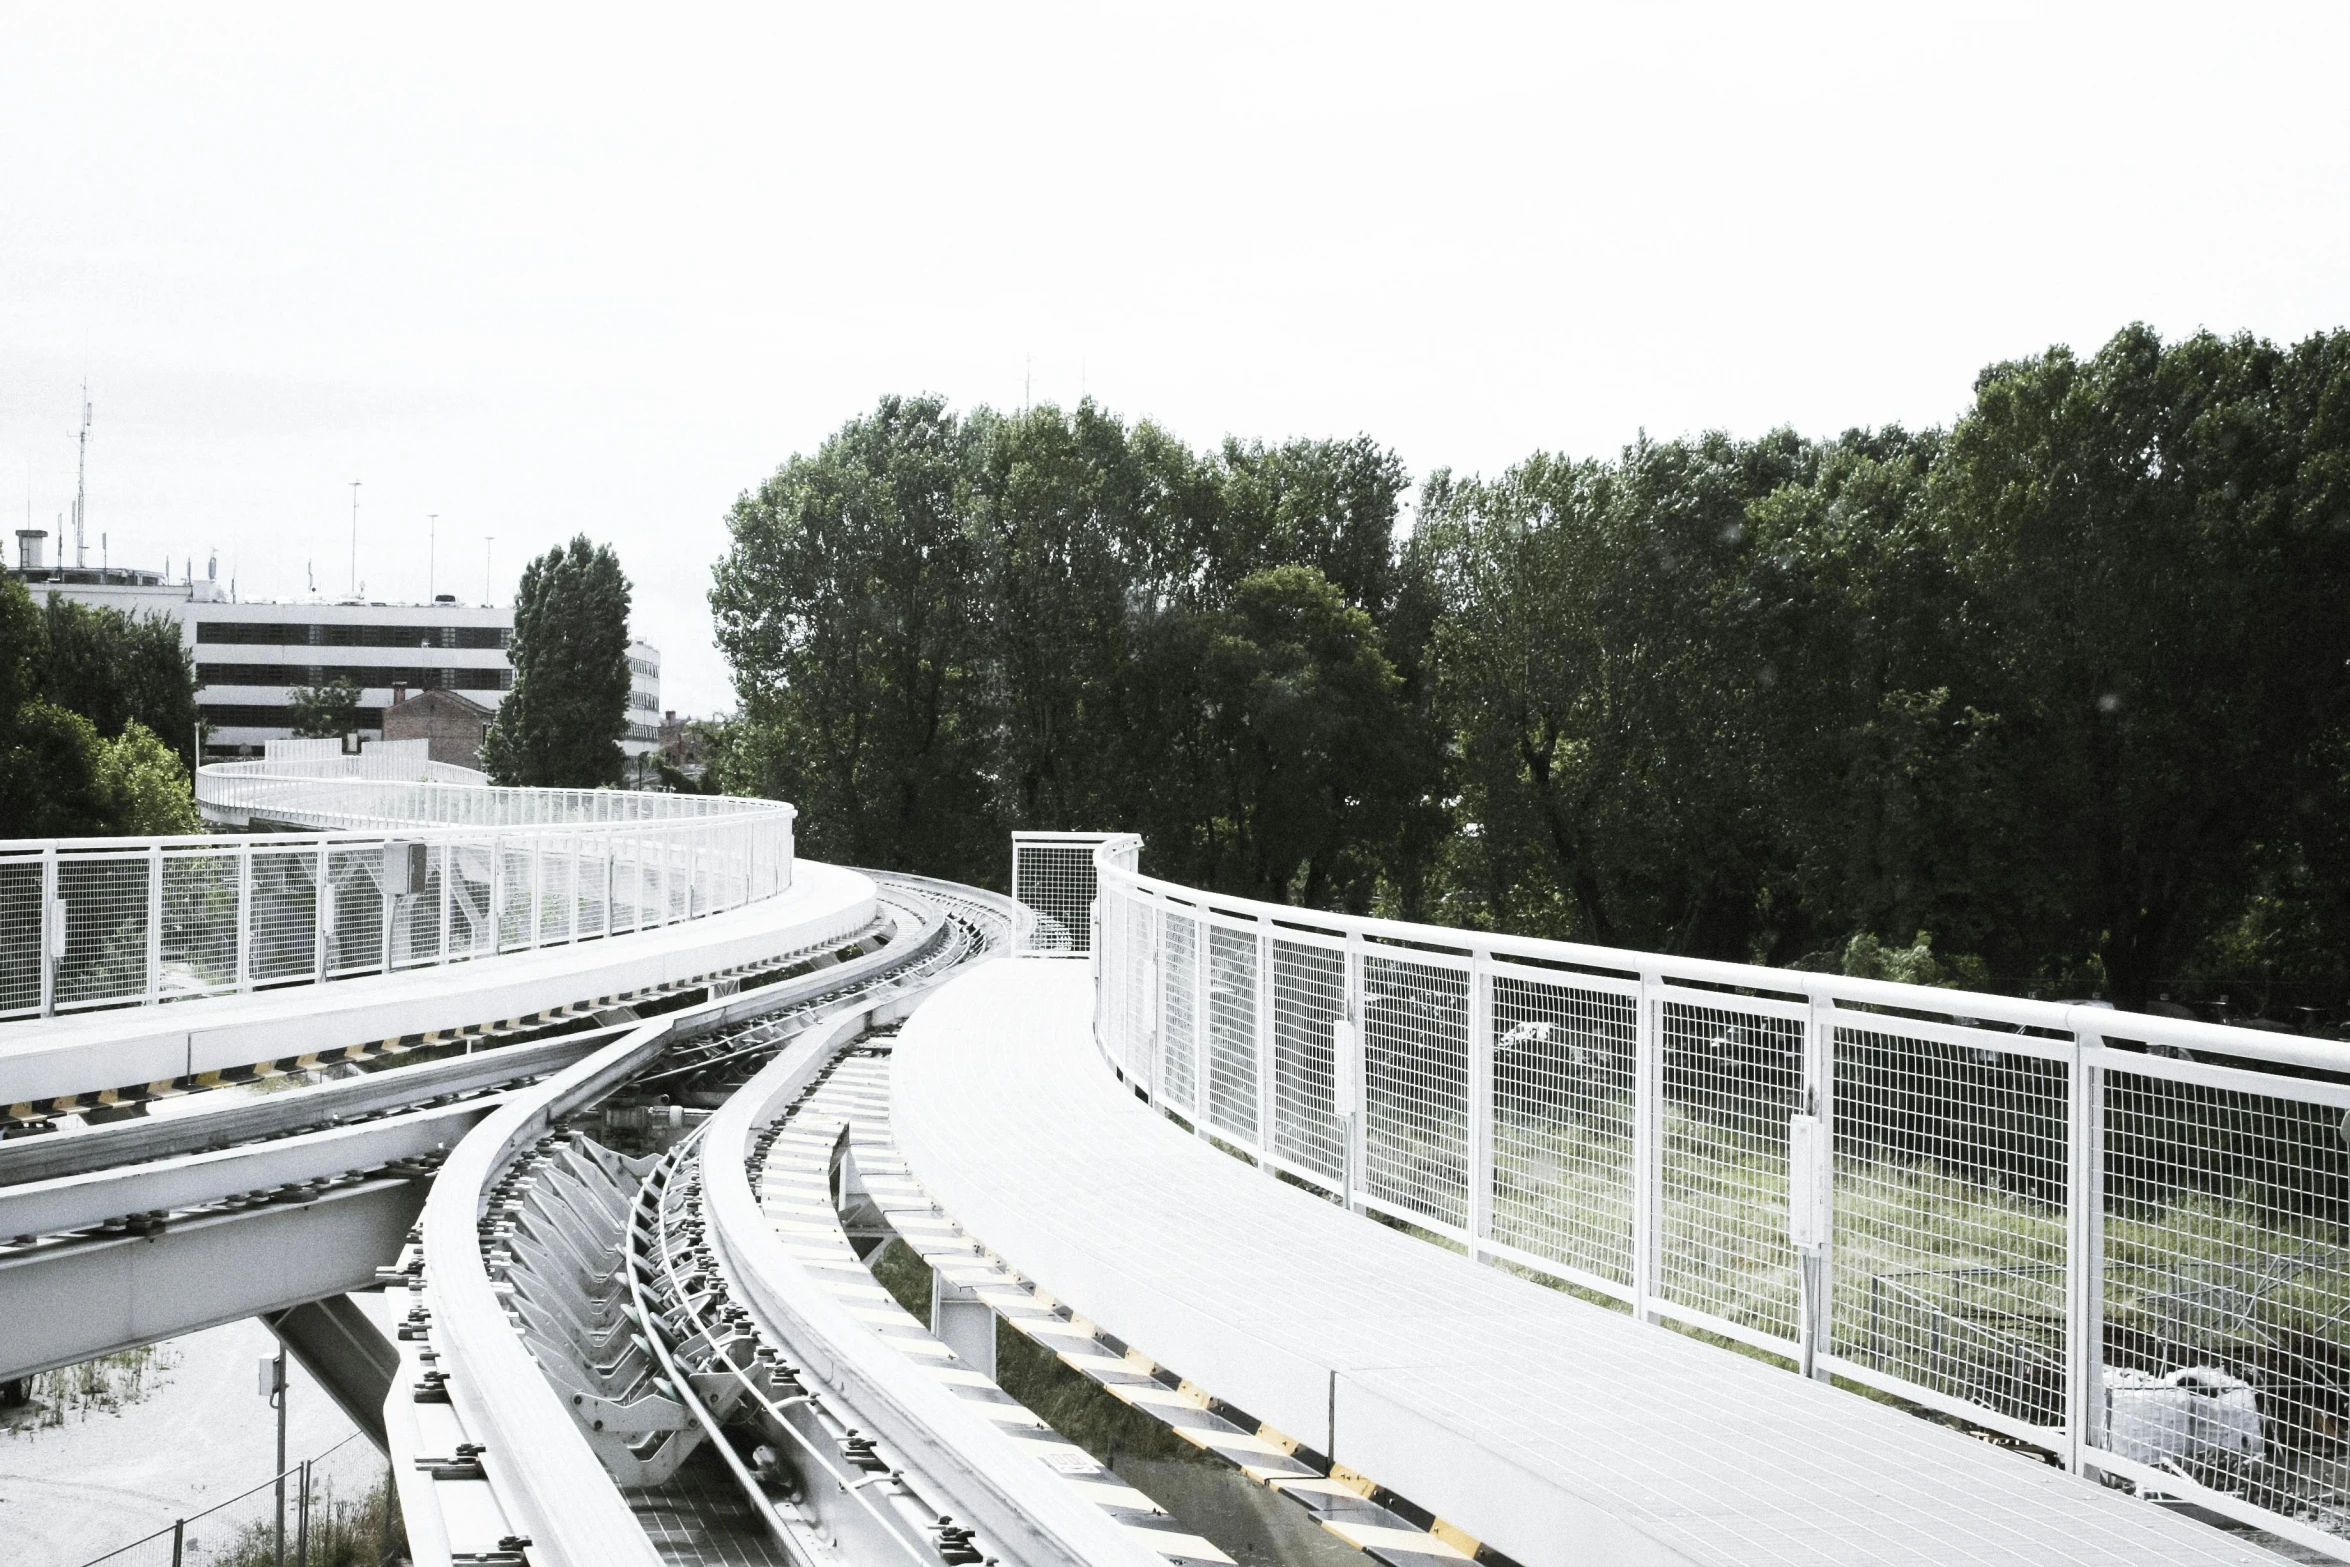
[348,481,361,598]
[484,536,495,605]
[428,514,437,601]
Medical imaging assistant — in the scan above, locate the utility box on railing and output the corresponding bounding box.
[383,841,429,897]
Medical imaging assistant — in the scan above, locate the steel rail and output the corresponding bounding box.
[700,990,1162,1567]
[0,1029,626,1187]
[413,888,949,1567]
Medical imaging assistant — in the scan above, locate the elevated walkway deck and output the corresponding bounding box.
[892,958,2272,1567]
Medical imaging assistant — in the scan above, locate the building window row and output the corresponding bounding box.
[203,704,388,730]
[196,622,511,649]
[197,664,512,692]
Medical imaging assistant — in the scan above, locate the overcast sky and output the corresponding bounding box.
[2,5,2344,713]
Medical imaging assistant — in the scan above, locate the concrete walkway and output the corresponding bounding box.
[891,958,2276,1567]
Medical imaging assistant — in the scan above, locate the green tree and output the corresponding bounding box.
[0,576,200,837]
[1930,325,2350,1005]
[483,537,634,788]
[96,720,201,834]
[36,595,200,767]
[1197,566,1420,907]
[287,675,361,738]
[711,396,995,878]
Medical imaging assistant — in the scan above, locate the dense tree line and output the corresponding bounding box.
[0,575,201,836]
[711,326,2350,1014]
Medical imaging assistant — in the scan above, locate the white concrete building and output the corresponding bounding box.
[8,534,660,763]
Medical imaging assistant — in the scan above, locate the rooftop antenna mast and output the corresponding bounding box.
[72,385,91,569]
[349,480,362,596]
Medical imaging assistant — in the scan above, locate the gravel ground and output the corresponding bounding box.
[0,1298,393,1567]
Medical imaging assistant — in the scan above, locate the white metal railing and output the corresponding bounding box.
[1086,833,2350,1560]
[0,765,795,1022]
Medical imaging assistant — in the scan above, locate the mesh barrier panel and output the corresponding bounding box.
[1270,936,1348,1181]
[1123,898,1157,1089]
[325,846,384,978]
[1490,970,1639,1288]
[55,855,149,1007]
[161,850,239,996]
[247,848,318,982]
[1161,910,1199,1114]
[2100,1065,2350,1515]
[498,846,532,950]
[1205,924,1260,1144]
[541,843,574,944]
[1012,838,1103,953]
[1833,1027,2069,1428]
[1363,953,1471,1228]
[448,848,492,957]
[576,842,608,940]
[393,852,444,969]
[0,856,40,1012]
[1658,998,1803,1343]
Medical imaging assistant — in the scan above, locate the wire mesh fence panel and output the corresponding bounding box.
[575,841,608,940]
[1205,923,1261,1146]
[247,848,319,983]
[540,842,574,944]
[55,854,151,1007]
[1488,969,1639,1290]
[497,845,532,951]
[324,847,385,978]
[447,847,492,958]
[1160,908,1200,1115]
[1831,1026,2069,1429]
[393,852,444,969]
[2098,1061,2350,1523]
[161,849,240,997]
[1362,953,1471,1229]
[1013,839,1101,953]
[0,853,41,1014]
[1269,935,1348,1181]
[1657,997,1804,1344]
[1122,897,1158,1090]
[665,839,691,924]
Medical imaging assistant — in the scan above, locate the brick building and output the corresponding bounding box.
[382,687,494,769]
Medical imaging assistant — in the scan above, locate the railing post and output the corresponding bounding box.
[296,1456,311,1566]
[1343,927,1366,1211]
[438,841,453,963]
[1468,946,1495,1263]
[313,839,330,982]
[38,844,57,1019]
[146,843,164,1005]
[236,840,253,993]
[171,1518,185,1567]
[1632,971,1661,1324]
[2065,1016,2106,1475]
[529,834,544,949]
[1254,913,1275,1170]
[1194,905,1212,1143]
[1800,988,1837,1381]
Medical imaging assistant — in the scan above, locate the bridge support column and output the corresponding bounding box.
[264,1292,400,1454]
[931,1272,996,1380]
